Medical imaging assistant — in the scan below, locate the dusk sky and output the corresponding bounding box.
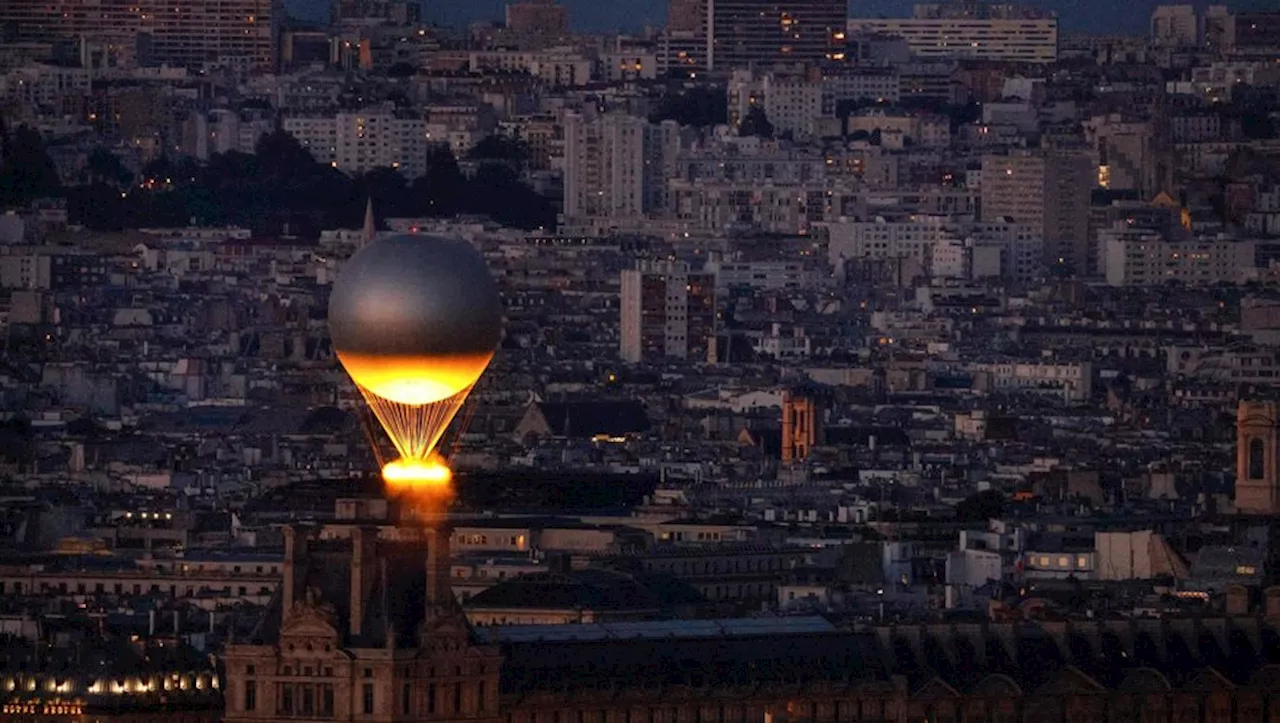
[289,0,1273,35]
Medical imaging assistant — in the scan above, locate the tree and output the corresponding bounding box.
[468,162,556,230]
[0,124,61,207]
[386,62,418,78]
[86,148,132,187]
[356,166,410,222]
[255,129,317,179]
[467,135,529,171]
[738,106,774,139]
[649,86,728,127]
[410,144,466,217]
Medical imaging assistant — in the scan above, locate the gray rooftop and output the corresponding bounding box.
[474,615,835,643]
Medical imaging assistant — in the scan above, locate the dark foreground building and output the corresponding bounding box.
[223,526,1280,723]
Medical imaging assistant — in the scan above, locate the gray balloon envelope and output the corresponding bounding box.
[328,234,503,358]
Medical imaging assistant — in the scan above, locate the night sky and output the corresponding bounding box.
[288,0,1274,36]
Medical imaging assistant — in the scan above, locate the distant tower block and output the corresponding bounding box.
[781,392,821,463]
[1236,401,1280,515]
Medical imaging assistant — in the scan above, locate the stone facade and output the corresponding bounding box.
[1237,400,1280,515]
[221,525,1280,723]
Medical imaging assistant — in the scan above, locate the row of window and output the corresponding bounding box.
[244,680,486,717]
[0,580,271,597]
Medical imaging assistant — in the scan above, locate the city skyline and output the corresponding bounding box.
[289,0,1276,34]
[0,0,1279,719]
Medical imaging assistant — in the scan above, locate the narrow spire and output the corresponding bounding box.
[361,197,375,247]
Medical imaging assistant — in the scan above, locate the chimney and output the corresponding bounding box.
[283,526,309,617]
[350,526,378,638]
[424,526,453,625]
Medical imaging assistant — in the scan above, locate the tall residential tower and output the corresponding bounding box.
[0,0,282,70]
[620,261,716,364]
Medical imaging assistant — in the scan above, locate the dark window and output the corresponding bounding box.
[428,683,437,714]
[244,680,256,711]
[302,685,315,715]
[1250,437,1266,479]
[363,683,375,714]
[281,684,294,714]
[454,682,462,713]
[322,685,334,717]
[403,684,412,714]
[478,681,486,712]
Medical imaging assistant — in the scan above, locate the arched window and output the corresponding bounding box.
[1250,437,1266,480]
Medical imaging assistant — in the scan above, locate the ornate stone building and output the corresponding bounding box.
[222,525,1280,723]
[1237,400,1280,515]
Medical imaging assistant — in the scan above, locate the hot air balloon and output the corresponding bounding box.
[328,234,502,492]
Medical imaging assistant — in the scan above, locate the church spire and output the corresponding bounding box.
[361,197,375,247]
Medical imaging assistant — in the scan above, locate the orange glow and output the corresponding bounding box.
[383,457,453,493]
[336,351,493,405]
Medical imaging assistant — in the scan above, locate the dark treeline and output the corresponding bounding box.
[1,123,558,237]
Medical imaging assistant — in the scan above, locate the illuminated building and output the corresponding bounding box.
[706,0,848,70]
[0,640,220,723]
[0,0,282,71]
[780,390,821,462]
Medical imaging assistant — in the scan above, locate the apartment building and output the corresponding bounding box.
[970,361,1094,402]
[1150,4,1199,47]
[283,104,429,179]
[707,0,848,70]
[823,217,1043,281]
[726,69,901,138]
[0,0,282,70]
[980,150,1093,274]
[620,261,716,364]
[562,112,684,222]
[850,13,1058,63]
[1102,227,1257,287]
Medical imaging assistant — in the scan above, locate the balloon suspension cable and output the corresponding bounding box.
[448,394,479,460]
[355,382,474,463]
[353,389,389,469]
